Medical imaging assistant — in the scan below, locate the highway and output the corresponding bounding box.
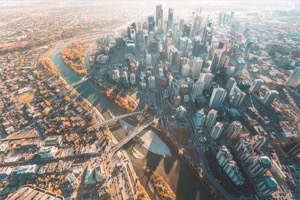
[86,111,143,131]
[111,117,156,153]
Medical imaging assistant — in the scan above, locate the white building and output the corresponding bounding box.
[193,109,206,129]
[148,76,156,89]
[176,106,186,119]
[209,88,227,108]
[38,146,58,159]
[205,109,218,128]
[210,122,224,140]
[227,121,242,140]
[181,63,190,77]
[191,57,203,79]
[192,78,204,100]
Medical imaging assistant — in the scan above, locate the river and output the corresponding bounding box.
[50,41,212,200]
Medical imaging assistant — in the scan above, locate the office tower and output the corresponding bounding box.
[227,121,242,140]
[230,90,246,107]
[122,71,128,86]
[129,73,136,85]
[167,8,174,31]
[192,78,204,99]
[211,122,224,140]
[251,135,266,151]
[191,57,203,79]
[256,176,278,196]
[169,46,178,66]
[223,161,245,186]
[111,68,120,83]
[219,54,230,68]
[193,109,206,129]
[148,15,155,32]
[209,88,227,108]
[248,156,272,177]
[148,76,155,89]
[216,146,233,167]
[219,12,224,25]
[226,78,237,96]
[179,19,184,32]
[202,22,213,46]
[262,90,278,105]
[282,136,300,158]
[285,66,300,87]
[233,57,246,77]
[156,5,163,28]
[183,23,192,37]
[205,109,218,128]
[200,73,214,90]
[192,36,202,56]
[181,64,190,77]
[210,49,224,73]
[249,79,264,93]
[176,105,186,119]
[244,39,253,56]
[193,15,203,33]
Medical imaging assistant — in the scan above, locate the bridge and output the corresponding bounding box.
[72,76,89,87]
[86,111,143,131]
[110,116,157,153]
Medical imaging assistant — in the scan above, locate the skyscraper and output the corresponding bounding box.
[248,156,272,177]
[216,146,233,167]
[183,23,192,37]
[211,122,224,140]
[230,89,246,107]
[256,176,278,196]
[193,109,206,129]
[209,88,227,108]
[262,90,278,105]
[148,76,156,89]
[200,73,214,90]
[227,121,243,140]
[156,5,163,28]
[205,109,218,128]
[192,78,205,99]
[181,64,190,77]
[148,15,155,32]
[202,21,213,46]
[285,66,300,87]
[210,49,224,73]
[167,8,174,32]
[191,57,203,79]
[225,77,237,96]
[249,79,264,93]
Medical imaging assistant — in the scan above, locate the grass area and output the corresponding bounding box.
[17,92,34,103]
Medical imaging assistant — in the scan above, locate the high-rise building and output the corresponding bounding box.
[262,90,278,105]
[285,66,300,87]
[210,49,224,73]
[233,57,245,77]
[226,77,237,96]
[244,39,253,56]
[148,15,155,32]
[183,23,192,37]
[223,160,245,186]
[249,79,264,93]
[156,5,163,28]
[256,176,278,196]
[129,73,136,85]
[202,22,213,46]
[205,109,218,128]
[192,78,204,99]
[181,64,190,77]
[227,121,242,140]
[282,136,300,158]
[176,105,186,119]
[122,71,129,86]
[111,68,120,83]
[200,73,214,90]
[211,122,224,140]
[248,156,272,177]
[148,76,156,89]
[191,57,203,79]
[209,88,227,108]
[169,46,178,67]
[235,138,255,164]
[251,135,266,151]
[167,8,174,31]
[193,109,206,129]
[230,89,246,107]
[216,146,233,167]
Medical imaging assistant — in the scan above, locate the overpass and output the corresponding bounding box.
[87,111,143,131]
[111,116,157,153]
[72,76,89,87]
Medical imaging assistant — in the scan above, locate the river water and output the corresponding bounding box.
[50,42,212,200]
